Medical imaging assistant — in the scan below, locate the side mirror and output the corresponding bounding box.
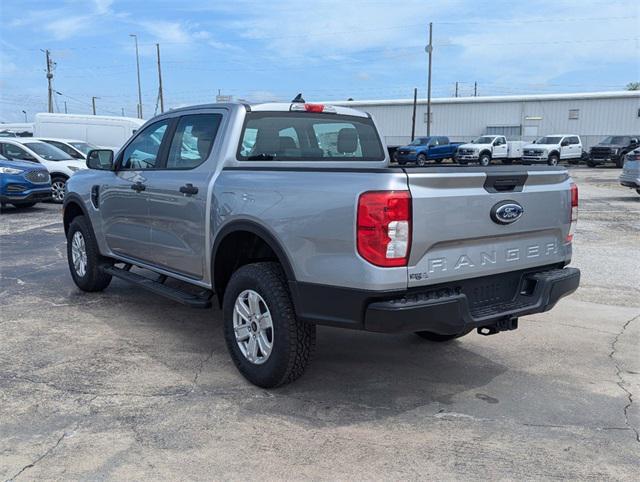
[561,140,569,147]
[86,149,114,170]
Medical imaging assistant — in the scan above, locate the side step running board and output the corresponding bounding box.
[102,265,213,308]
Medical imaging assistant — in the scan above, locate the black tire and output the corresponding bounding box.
[615,155,625,168]
[417,153,428,166]
[415,328,473,342]
[51,176,68,203]
[223,262,315,388]
[12,202,37,208]
[67,215,112,292]
[587,160,596,168]
[547,154,559,166]
[479,154,491,167]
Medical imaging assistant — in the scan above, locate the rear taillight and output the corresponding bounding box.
[357,191,411,267]
[567,182,578,242]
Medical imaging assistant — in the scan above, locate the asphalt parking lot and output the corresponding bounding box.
[1,167,638,480]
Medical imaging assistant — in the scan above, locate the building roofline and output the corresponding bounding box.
[326,90,640,107]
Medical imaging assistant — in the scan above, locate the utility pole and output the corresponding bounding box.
[64,101,68,114]
[156,43,164,113]
[474,81,478,97]
[45,49,54,113]
[92,96,99,115]
[411,87,417,141]
[130,34,143,119]
[426,22,433,136]
[121,107,125,116]
[455,82,458,98]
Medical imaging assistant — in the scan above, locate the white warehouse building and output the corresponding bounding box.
[332,91,640,149]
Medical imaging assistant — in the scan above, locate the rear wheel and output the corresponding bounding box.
[415,328,473,342]
[67,216,112,292]
[417,153,428,166]
[223,262,315,388]
[479,154,491,167]
[547,154,559,166]
[51,176,68,203]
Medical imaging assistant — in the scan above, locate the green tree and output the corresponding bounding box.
[626,82,640,90]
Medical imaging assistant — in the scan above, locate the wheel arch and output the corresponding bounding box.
[548,150,560,159]
[479,150,492,159]
[50,172,70,180]
[63,194,90,236]
[211,221,296,307]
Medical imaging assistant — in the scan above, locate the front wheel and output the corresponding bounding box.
[415,328,473,342]
[51,176,68,203]
[547,154,559,166]
[417,153,428,166]
[478,154,491,167]
[67,216,112,292]
[223,262,316,388]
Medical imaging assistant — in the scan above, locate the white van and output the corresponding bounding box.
[34,113,145,151]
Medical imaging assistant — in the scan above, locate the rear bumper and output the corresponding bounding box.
[292,266,580,334]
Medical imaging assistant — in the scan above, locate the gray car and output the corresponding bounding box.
[63,100,580,387]
[619,147,640,195]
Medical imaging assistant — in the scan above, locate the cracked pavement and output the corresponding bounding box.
[1,167,638,480]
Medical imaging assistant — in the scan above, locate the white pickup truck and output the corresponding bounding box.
[456,136,526,166]
[522,135,583,166]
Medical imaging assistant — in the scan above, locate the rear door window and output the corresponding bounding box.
[166,114,222,169]
[238,112,384,161]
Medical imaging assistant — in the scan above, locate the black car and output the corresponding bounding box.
[588,135,639,168]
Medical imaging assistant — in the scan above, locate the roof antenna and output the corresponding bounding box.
[291,93,305,103]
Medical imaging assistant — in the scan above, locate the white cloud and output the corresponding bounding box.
[140,21,191,44]
[93,0,113,15]
[44,15,93,40]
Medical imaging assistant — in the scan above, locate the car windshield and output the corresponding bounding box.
[536,136,563,144]
[472,136,495,144]
[409,137,430,146]
[238,112,385,161]
[23,142,73,161]
[69,141,97,155]
[600,136,629,145]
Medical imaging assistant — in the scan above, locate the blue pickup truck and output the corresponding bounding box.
[394,136,463,166]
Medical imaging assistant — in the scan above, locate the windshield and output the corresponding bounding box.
[238,113,385,161]
[472,136,495,144]
[409,137,430,146]
[536,136,562,145]
[600,136,629,145]
[70,141,97,155]
[24,142,73,161]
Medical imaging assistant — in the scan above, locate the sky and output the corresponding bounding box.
[1,0,639,122]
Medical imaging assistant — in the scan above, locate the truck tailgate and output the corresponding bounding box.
[406,166,572,287]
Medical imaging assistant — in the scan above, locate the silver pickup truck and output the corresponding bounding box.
[63,100,580,387]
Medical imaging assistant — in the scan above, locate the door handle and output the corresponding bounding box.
[179,183,198,196]
[131,182,146,192]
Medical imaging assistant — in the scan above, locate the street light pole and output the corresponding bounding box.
[92,96,99,115]
[426,22,433,136]
[130,34,143,119]
[22,110,27,122]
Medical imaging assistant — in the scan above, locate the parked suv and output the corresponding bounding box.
[0,138,87,202]
[0,154,51,208]
[522,135,582,166]
[619,147,640,196]
[588,136,639,168]
[394,136,462,166]
[63,100,580,387]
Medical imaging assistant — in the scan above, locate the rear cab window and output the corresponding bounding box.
[237,112,385,162]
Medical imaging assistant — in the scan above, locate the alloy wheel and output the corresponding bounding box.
[233,289,274,365]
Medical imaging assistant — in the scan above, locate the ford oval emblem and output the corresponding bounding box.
[491,201,524,225]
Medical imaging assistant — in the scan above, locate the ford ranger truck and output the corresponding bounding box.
[522,135,582,166]
[455,135,526,166]
[394,136,462,166]
[63,100,581,388]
